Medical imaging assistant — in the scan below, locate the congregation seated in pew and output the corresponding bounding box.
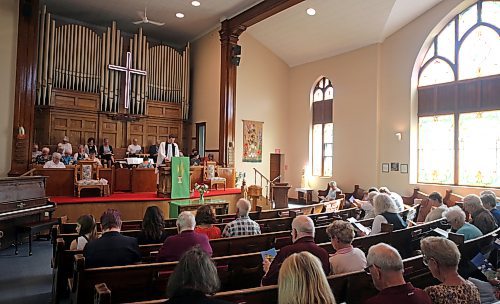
[157,211,212,262]
[83,209,141,268]
[464,194,498,234]
[222,199,261,238]
[99,138,114,166]
[84,137,97,155]
[73,144,89,164]
[443,206,483,241]
[43,152,66,168]
[165,247,233,304]
[195,205,222,240]
[137,206,168,245]
[327,220,367,275]
[32,143,42,162]
[365,243,432,304]
[424,192,448,223]
[480,192,500,226]
[59,135,73,155]
[379,186,404,213]
[369,193,407,235]
[70,214,98,250]
[127,138,142,156]
[35,146,51,164]
[420,236,480,304]
[261,215,330,286]
[278,251,336,304]
[319,181,342,203]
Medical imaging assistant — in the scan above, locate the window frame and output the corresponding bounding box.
[311,77,334,177]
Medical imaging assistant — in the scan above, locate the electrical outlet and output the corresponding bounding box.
[44,212,49,217]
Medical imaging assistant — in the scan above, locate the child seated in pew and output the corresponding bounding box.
[70,214,98,250]
[165,246,232,304]
[137,206,168,245]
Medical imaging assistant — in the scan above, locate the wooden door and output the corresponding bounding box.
[270,153,284,183]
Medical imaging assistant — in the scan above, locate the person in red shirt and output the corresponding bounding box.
[194,205,221,239]
[261,215,330,286]
[364,243,431,304]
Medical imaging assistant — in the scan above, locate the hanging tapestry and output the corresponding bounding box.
[242,120,263,162]
[171,157,191,199]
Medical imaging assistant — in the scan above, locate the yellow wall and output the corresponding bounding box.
[0,0,18,177]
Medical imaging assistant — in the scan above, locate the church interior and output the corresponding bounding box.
[0,0,499,303]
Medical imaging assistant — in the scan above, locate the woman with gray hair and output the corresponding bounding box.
[463,194,497,234]
[369,193,407,235]
[443,206,483,241]
[327,220,366,274]
[319,181,342,203]
[421,236,480,304]
[165,246,233,304]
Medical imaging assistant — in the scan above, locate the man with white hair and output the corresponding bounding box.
[443,206,483,241]
[379,186,404,212]
[463,194,497,234]
[59,136,72,155]
[43,152,66,168]
[261,215,330,286]
[35,146,51,164]
[222,199,261,237]
[156,211,212,262]
[365,243,431,304]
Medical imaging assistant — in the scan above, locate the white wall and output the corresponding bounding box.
[0,0,18,177]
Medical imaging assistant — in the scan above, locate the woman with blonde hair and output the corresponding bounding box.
[278,251,336,304]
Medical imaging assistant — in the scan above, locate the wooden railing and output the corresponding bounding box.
[253,168,276,203]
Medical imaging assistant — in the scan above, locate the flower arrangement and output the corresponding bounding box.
[194,183,209,201]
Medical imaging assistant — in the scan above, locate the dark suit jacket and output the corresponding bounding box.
[83,231,141,268]
[156,230,212,262]
[261,236,330,286]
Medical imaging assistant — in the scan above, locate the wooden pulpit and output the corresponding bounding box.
[157,165,171,198]
[272,183,291,209]
[247,185,262,212]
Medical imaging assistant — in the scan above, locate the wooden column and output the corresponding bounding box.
[9,0,39,176]
[218,0,304,166]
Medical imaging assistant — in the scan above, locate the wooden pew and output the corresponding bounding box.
[93,255,434,304]
[443,189,464,207]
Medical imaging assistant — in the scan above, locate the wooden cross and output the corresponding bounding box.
[108,51,146,109]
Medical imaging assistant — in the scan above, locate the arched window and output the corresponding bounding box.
[417,0,500,187]
[311,77,334,177]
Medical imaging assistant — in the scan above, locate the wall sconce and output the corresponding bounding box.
[395,132,402,141]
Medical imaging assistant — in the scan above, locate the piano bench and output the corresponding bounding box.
[15,219,58,256]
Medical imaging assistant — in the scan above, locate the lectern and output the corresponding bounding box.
[157,165,171,198]
[272,183,291,209]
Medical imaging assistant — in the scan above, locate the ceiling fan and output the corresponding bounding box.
[133,7,165,26]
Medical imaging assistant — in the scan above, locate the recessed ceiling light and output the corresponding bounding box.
[176,12,185,18]
[191,1,201,7]
[306,8,316,16]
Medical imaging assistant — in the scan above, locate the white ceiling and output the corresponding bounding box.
[42,0,263,48]
[247,0,443,66]
[42,0,442,64]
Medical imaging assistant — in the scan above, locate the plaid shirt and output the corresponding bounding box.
[222,216,261,237]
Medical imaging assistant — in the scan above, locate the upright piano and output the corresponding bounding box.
[0,176,55,249]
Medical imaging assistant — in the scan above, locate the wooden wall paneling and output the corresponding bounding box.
[131,168,157,192]
[34,108,50,146]
[9,0,40,175]
[49,109,98,147]
[218,167,236,188]
[114,168,131,191]
[98,114,124,148]
[51,89,99,110]
[147,101,182,119]
[99,167,115,194]
[36,168,75,196]
[417,87,436,116]
[481,76,500,110]
[436,84,456,114]
[457,80,480,112]
[128,121,145,148]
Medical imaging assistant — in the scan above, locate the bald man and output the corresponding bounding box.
[261,215,330,286]
[222,199,261,237]
[365,243,431,304]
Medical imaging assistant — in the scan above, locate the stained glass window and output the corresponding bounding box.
[419,58,455,86]
[459,111,500,187]
[418,115,455,184]
[417,1,500,188]
[458,26,500,80]
[311,77,334,177]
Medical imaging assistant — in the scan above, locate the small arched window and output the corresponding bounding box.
[417,0,500,187]
[311,77,334,177]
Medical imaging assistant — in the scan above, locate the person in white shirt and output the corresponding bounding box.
[424,192,447,222]
[319,181,342,203]
[60,136,73,155]
[127,138,142,156]
[32,144,42,162]
[43,152,66,168]
[157,134,180,166]
[379,187,404,213]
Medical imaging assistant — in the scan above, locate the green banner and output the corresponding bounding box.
[171,157,191,199]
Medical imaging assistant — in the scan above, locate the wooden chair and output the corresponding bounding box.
[203,161,226,190]
[74,160,104,197]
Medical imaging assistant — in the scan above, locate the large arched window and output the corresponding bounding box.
[311,77,334,177]
[417,0,500,187]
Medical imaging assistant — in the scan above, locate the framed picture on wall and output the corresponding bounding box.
[391,162,399,171]
[400,164,408,174]
[382,163,389,173]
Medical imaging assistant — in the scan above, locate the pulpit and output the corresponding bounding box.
[272,183,291,209]
[157,165,171,198]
